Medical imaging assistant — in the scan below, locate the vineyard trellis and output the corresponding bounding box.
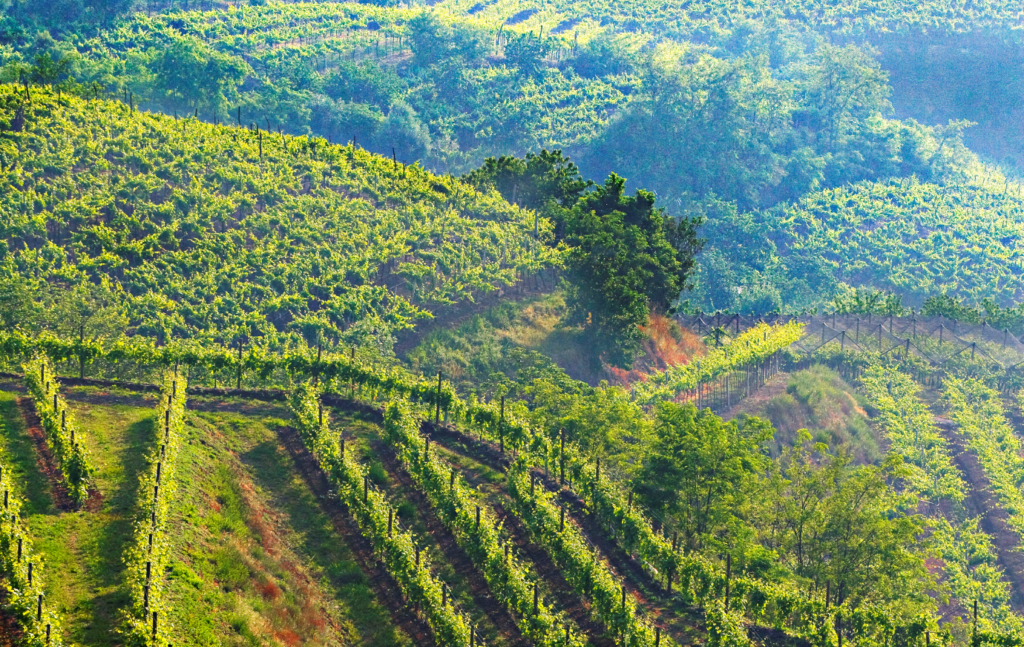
[119,372,186,646]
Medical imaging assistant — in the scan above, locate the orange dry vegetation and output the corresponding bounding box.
[230,466,337,644]
[606,315,705,387]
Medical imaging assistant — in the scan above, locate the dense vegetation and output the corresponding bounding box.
[686,170,1024,313]
[3,0,1024,645]
[0,85,552,351]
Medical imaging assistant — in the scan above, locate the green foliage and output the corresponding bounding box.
[462,149,591,219]
[4,2,969,218]
[633,322,803,405]
[833,287,907,317]
[505,457,673,647]
[289,383,475,646]
[22,356,93,505]
[753,443,934,615]
[765,175,1024,307]
[563,174,702,367]
[433,0,1024,41]
[943,378,1024,542]
[119,372,186,646]
[148,35,251,114]
[0,428,68,645]
[636,403,771,552]
[761,366,879,463]
[406,299,584,398]
[382,400,586,646]
[860,366,966,503]
[930,517,1024,636]
[0,85,554,347]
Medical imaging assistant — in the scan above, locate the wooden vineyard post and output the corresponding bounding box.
[435,372,442,424]
[499,396,505,453]
[559,430,565,486]
[236,341,243,390]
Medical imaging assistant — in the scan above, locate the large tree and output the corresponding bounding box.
[149,36,251,115]
[634,403,772,552]
[563,174,702,367]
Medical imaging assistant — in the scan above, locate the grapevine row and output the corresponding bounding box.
[859,365,1022,632]
[289,383,478,646]
[21,356,93,506]
[119,372,187,646]
[515,429,847,647]
[631,322,804,405]
[943,378,1024,542]
[0,425,66,646]
[859,366,967,504]
[503,456,677,647]
[381,400,586,646]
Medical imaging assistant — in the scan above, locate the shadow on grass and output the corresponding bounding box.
[0,395,54,515]
[77,415,154,645]
[241,439,406,647]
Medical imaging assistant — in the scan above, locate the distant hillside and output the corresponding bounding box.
[686,170,1024,312]
[1,2,972,213]
[0,85,553,347]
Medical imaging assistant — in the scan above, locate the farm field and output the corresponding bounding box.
[5,0,1024,643]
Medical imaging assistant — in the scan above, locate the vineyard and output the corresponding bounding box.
[0,305,1020,646]
[433,0,1024,40]
[0,84,552,347]
[4,0,1024,643]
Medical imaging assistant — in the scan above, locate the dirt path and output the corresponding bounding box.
[932,414,1024,610]
[370,436,529,647]
[495,503,617,647]
[274,423,439,647]
[16,397,75,512]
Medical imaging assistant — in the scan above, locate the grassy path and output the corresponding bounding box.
[166,399,412,646]
[0,386,155,645]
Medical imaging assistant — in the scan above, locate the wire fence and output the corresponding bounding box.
[676,313,1024,398]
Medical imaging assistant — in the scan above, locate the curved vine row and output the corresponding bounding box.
[631,322,804,406]
[290,383,477,646]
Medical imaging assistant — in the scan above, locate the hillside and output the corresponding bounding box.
[4,2,974,211]
[687,170,1024,312]
[4,0,1024,646]
[0,85,552,347]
